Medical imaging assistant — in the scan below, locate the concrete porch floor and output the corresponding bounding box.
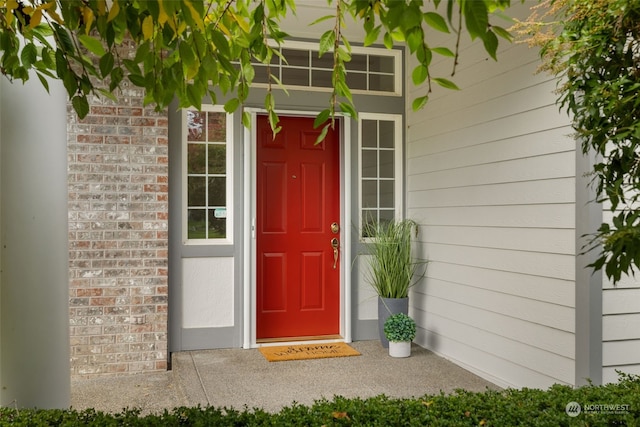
[71,341,498,415]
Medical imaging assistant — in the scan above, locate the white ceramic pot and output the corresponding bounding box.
[388,341,411,358]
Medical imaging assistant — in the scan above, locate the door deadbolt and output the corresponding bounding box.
[330,222,340,234]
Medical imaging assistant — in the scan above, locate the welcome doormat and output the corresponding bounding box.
[259,342,361,362]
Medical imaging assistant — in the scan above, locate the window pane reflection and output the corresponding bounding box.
[185,108,231,241]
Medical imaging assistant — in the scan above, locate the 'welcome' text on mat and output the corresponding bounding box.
[259,342,361,362]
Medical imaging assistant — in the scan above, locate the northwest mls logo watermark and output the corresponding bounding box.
[565,401,630,417]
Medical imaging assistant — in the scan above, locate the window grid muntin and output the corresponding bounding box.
[359,114,402,239]
[250,41,401,96]
[184,107,233,244]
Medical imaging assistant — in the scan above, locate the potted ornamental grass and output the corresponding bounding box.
[383,313,416,357]
[362,218,426,347]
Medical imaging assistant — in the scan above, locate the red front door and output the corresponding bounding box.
[256,115,340,340]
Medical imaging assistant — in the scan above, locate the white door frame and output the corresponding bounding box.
[242,108,352,348]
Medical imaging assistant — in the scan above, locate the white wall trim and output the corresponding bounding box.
[242,108,351,347]
[243,120,252,349]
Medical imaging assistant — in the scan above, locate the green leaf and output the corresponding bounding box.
[128,73,146,87]
[99,52,114,78]
[433,77,459,90]
[109,67,123,92]
[21,43,37,68]
[201,53,218,77]
[491,25,513,42]
[71,94,89,119]
[268,110,280,136]
[242,62,255,82]
[335,79,353,102]
[309,14,334,26]
[383,32,393,49]
[432,47,454,57]
[242,111,251,128]
[224,98,240,113]
[364,25,381,47]
[123,59,141,75]
[315,123,330,145]
[41,46,55,69]
[336,47,351,62]
[319,30,335,56]
[400,7,422,31]
[96,88,118,103]
[62,71,78,97]
[269,73,289,95]
[179,42,198,79]
[133,42,151,63]
[265,92,275,111]
[483,30,499,61]
[314,109,331,129]
[463,0,488,40]
[412,95,429,111]
[415,45,432,67]
[35,72,50,93]
[78,34,106,56]
[339,101,357,119]
[210,30,230,59]
[52,23,74,52]
[424,12,449,33]
[406,28,424,55]
[186,84,202,110]
[412,65,428,86]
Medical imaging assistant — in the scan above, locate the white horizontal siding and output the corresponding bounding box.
[414,306,574,387]
[409,204,575,229]
[423,226,575,254]
[409,105,571,158]
[407,2,576,388]
[603,288,640,314]
[602,314,640,341]
[603,340,640,366]
[418,279,573,332]
[413,290,574,358]
[409,151,574,189]
[410,178,576,208]
[600,208,640,379]
[408,126,574,175]
[426,243,575,281]
[413,78,560,137]
[427,263,574,307]
[602,277,640,381]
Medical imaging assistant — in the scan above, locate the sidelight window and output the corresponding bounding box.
[183,106,233,243]
[359,113,403,238]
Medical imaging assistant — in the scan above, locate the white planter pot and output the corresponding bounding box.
[388,341,411,358]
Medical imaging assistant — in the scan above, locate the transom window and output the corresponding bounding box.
[183,106,233,243]
[359,113,403,238]
[252,41,402,96]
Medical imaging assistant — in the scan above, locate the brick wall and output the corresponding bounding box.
[67,79,169,377]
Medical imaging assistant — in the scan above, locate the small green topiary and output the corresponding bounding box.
[383,313,416,342]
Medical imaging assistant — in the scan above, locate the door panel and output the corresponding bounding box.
[256,115,340,339]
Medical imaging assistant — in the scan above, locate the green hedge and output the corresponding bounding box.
[2,374,639,426]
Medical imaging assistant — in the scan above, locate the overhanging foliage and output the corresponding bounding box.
[0,0,513,138]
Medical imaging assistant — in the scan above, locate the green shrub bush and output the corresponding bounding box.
[2,374,639,426]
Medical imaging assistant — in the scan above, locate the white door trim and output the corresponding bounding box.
[242,108,352,348]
